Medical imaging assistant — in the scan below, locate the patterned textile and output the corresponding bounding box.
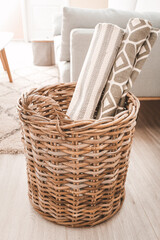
[99,18,153,118]
[117,28,159,111]
[66,23,124,120]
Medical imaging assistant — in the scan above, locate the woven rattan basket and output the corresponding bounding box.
[17,82,140,227]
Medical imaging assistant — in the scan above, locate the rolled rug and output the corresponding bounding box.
[66,23,124,120]
[117,28,159,112]
[98,18,152,118]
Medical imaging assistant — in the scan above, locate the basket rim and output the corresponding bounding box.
[17,83,140,133]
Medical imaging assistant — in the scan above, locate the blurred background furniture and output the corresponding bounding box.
[0,32,13,83]
[32,40,55,66]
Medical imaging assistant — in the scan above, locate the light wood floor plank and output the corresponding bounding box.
[126,101,160,239]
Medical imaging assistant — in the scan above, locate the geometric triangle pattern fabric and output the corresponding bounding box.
[98,18,154,118]
[118,28,159,111]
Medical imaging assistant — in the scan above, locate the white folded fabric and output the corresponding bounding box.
[67,23,124,120]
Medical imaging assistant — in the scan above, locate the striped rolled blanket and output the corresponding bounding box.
[66,23,124,120]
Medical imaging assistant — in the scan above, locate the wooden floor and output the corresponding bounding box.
[0,100,160,240]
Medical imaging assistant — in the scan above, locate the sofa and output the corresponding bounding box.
[53,4,160,98]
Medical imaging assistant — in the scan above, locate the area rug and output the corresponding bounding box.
[0,65,59,154]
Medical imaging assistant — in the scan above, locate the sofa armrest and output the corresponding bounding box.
[70,28,94,82]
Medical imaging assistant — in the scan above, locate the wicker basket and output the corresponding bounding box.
[17,82,140,227]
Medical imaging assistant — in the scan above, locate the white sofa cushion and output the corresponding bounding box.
[60,7,160,62]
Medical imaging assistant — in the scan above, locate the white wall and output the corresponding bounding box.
[69,0,108,9]
[0,0,24,39]
[0,0,108,41]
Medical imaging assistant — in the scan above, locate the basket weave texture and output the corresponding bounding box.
[17,82,140,227]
